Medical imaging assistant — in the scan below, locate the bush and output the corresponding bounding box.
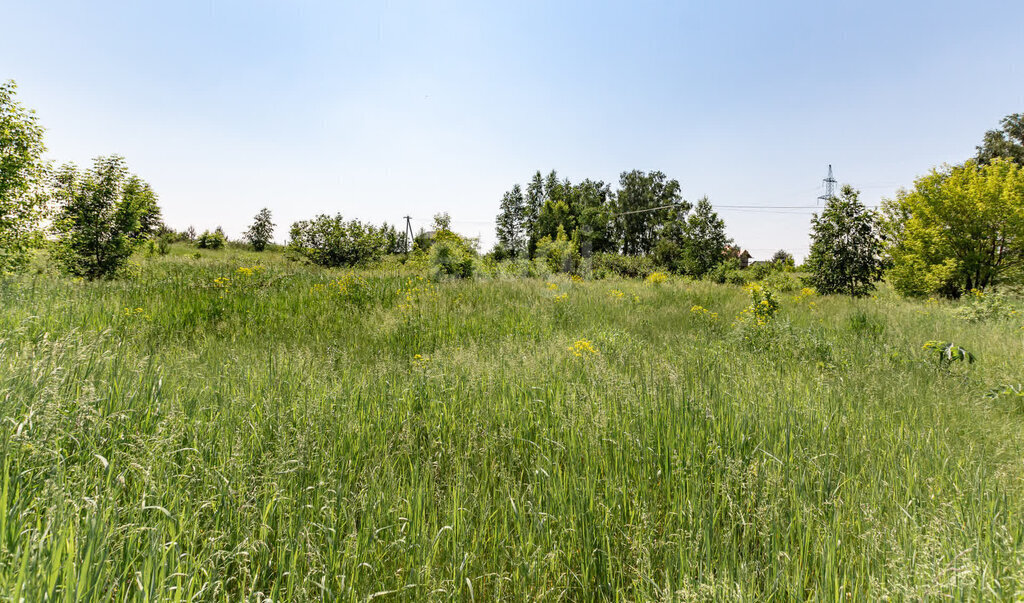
[591,253,658,279]
[288,214,392,267]
[706,258,748,285]
[196,228,226,250]
[761,270,802,292]
[429,231,476,278]
[534,226,580,274]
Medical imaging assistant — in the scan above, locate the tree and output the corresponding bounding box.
[805,185,886,296]
[289,213,393,267]
[977,113,1024,166]
[244,207,275,251]
[771,250,795,267]
[679,197,731,277]
[124,176,162,240]
[52,155,160,279]
[883,159,1024,296]
[524,171,545,255]
[197,227,226,249]
[495,184,527,258]
[614,170,687,255]
[0,80,48,274]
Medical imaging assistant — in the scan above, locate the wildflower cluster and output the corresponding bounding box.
[794,287,816,303]
[235,265,265,277]
[736,283,779,326]
[213,276,231,288]
[412,353,430,368]
[690,305,719,321]
[608,289,641,304]
[553,293,569,303]
[568,339,599,358]
[121,307,150,320]
[395,275,439,311]
[311,273,372,306]
[546,282,559,291]
[646,271,668,285]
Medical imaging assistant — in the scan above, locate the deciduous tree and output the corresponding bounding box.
[883,159,1024,296]
[0,80,48,273]
[245,207,275,251]
[806,185,885,296]
[52,155,160,278]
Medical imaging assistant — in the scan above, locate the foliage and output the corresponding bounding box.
[590,251,657,279]
[0,80,48,274]
[922,340,975,367]
[196,227,226,250]
[615,169,687,255]
[244,207,275,251]
[679,197,731,276]
[883,159,1024,297]
[806,185,886,296]
[427,213,478,278]
[705,257,747,285]
[772,249,795,267]
[495,184,527,259]
[51,155,160,278]
[533,225,580,274]
[952,289,1021,322]
[743,283,780,325]
[289,213,394,267]
[976,113,1024,166]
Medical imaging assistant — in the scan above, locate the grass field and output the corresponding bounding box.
[1,246,1023,600]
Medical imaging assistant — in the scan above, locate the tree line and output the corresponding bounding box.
[494,169,735,278]
[2,77,1022,296]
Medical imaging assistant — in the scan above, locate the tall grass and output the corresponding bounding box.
[0,246,1022,600]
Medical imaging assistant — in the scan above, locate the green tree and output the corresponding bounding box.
[614,170,687,255]
[883,159,1024,296]
[495,184,527,258]
[289,214,394,267]
[771,249,795,267]
[679,197,731,277]
[525,171,545,254]
[52,155,160,278]
[244,207,275,251]
[0,80,48,273]
[977,113,1024,166]
[806,185,886,296]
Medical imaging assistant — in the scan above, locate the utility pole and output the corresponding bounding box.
[403,215,414,254]
[817,165,836,204]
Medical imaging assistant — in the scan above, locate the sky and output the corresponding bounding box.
[3,0,1023,260]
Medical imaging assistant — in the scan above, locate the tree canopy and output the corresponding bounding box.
[0,80,48,273]
[52,155,161,278]
[884,158,1024,296]
[806,185,886,296]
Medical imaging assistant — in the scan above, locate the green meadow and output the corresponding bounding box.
[1,246,1023,600]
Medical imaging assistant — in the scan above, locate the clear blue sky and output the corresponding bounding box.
[3,0,1022,259]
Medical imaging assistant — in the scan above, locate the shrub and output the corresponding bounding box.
[534,226,580,274]
[591,252,657,279]
[288,214,391,267]
[196,228,226,250]
[429,232,475,278]
[761,270,802,293]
